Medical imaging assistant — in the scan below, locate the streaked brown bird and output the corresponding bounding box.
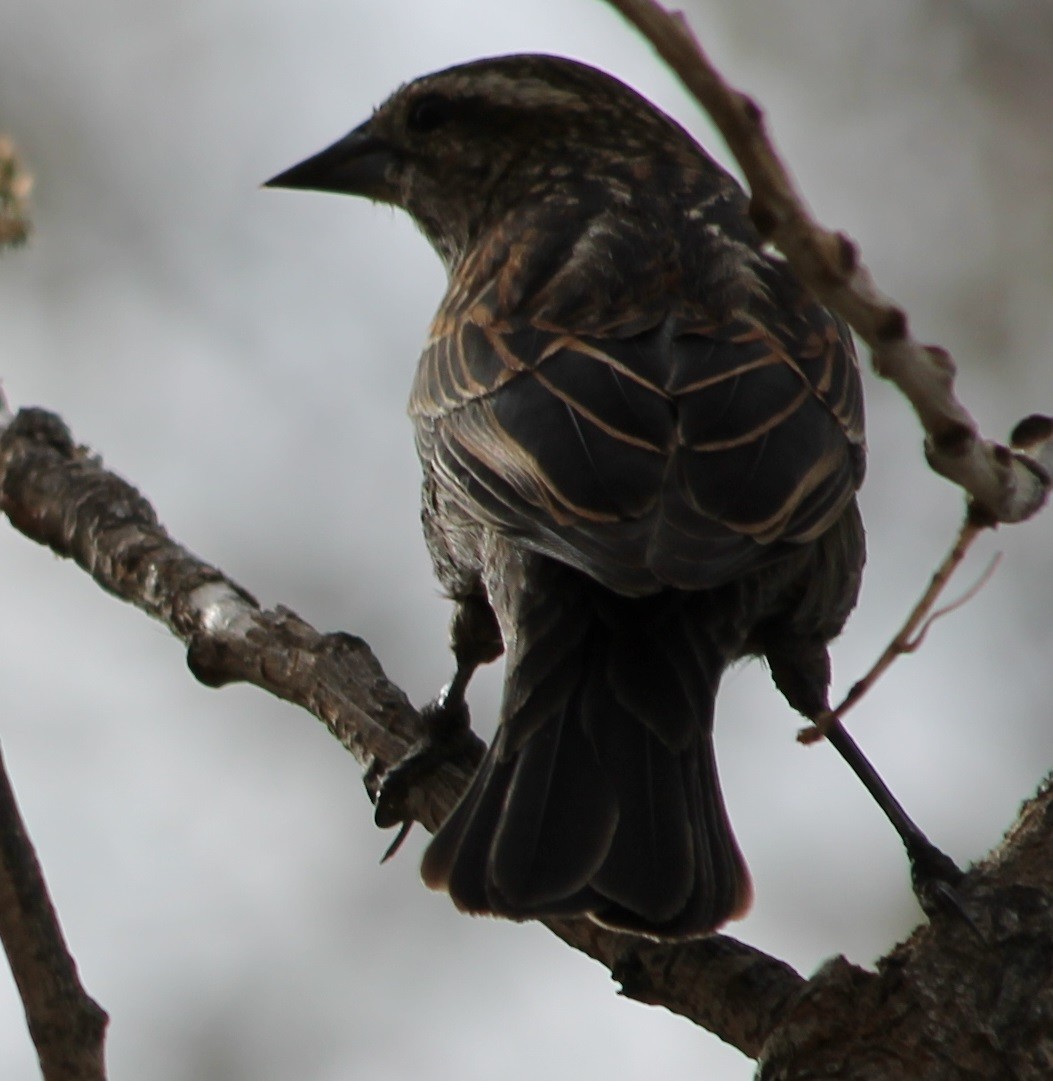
[268,54,951,939]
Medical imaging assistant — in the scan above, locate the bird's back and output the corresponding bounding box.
[410,187,865,596]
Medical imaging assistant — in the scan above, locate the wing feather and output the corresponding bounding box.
[410,286,864,593]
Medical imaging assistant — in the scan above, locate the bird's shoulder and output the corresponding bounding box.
[412,239,863,457]
[409,199,864,590]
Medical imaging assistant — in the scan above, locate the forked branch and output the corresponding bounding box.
[800,511,997,744]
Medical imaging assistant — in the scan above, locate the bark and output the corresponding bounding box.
[0,740,108,1081]
[1,6,1050,1075]
[2,399,1053,1079]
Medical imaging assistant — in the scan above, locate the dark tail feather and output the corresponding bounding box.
[421,558,751,939]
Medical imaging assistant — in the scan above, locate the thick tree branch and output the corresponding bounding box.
[0,742,108,1080]
[0,405,470,836]
[601,0,1053,524]
[4,400,1053,1075]
[4,13,1052,1069]
[0,400,801,1055]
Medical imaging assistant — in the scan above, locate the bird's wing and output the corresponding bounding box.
[410,298,864,594]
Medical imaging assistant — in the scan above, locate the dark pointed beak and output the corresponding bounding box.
[264,123,399,202]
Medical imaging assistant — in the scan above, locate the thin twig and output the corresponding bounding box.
[904,550,1002,656]
[799,512,992,744]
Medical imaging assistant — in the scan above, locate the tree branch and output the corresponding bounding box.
[601,0,1053,525]
[799,510,995,744]
[0,399,803,1056]
[4,394,1053,1074]
[4,11,1053,1070]
[0,742,108,1080]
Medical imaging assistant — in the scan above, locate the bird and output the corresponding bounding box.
[266,54,948,939]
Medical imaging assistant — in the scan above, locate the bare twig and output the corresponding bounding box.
[0,743,108,1080]
[601,0,1052,525]
[903,551,1002,655]
[799,512,994,744]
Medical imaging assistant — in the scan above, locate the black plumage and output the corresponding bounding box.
[267,54,868,938]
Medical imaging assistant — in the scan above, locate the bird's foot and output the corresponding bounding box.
[371,688,484,856]
[906,836,977,932]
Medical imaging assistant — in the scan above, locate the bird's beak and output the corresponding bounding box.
[264,122,398,202]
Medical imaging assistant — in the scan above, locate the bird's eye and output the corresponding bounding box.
[407,94,453,134]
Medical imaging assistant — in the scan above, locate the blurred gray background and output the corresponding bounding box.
[1,1,1050,1078]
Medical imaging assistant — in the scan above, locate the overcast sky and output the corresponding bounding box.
[1,2,1051,1079]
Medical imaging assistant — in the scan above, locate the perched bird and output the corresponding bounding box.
[267,55,938,939]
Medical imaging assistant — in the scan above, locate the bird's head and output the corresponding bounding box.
[266,54,736,271]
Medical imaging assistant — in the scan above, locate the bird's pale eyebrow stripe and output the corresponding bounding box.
[443,72,589,111]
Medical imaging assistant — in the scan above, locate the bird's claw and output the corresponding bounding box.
[372,690,479,837]
[907,838,978,933]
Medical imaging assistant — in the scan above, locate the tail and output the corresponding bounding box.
[420,558,752,939]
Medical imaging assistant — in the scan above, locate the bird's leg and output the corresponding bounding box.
[426,590,505,734]
[372,593,503,835]
[821,719,965,917]
[766,642,964,919]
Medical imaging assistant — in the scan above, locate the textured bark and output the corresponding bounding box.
[1,6,1050,1072]
[0,742,108,1081]
[758,780,1053,1079]
[3,400,1053,1078]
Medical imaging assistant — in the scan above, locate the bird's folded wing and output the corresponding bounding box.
[409,302,864,592]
